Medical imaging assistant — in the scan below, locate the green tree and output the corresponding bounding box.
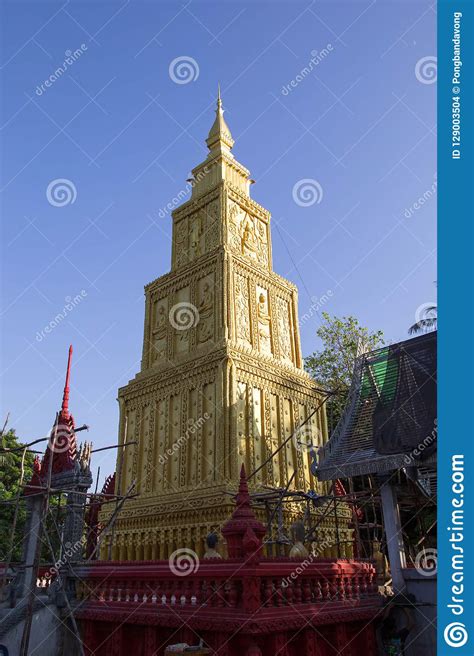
[304,313,384,433]
[0,429,35,562]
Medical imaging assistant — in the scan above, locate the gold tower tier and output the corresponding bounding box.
[99,91,351,560]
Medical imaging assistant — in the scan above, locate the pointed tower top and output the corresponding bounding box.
[188,84,251,200]
[61,345,73,418]
[206,85,234,153]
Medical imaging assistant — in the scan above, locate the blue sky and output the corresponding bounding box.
[1,0,436,485]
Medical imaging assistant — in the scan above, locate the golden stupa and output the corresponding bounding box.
[100,89,351,560]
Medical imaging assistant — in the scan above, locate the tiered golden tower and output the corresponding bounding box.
[101,90,350,560]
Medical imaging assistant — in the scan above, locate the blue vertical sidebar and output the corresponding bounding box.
[438,1,474,654]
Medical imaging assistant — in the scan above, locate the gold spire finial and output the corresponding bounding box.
[206,84,234,152]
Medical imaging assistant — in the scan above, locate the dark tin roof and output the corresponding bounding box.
[317,331,437,482]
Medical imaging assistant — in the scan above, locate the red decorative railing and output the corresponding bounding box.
[74,557,377,613]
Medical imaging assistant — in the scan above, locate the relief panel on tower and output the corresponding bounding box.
[276,296,294,365]
[122,408,136,494]
[251,387,265,484]
[188,211,206,261]
[169,393,182,490]
[201,383,216,482]
[204,199,220,252]
[186,388,200,488]
[154,399,167,492]
[234,273,252,347]
[174,218,189,268]
[150,298,168,366]
[236,381,248,470]
[173,200,220,269]
[270,394,282,487]
[172,286,192,355]
[228,200,269,268]
[138,404,151,494]
[282,398,296,484]
[196,274,215,345]
[256,286,272,355]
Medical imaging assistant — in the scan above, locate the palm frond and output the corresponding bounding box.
[408,317,437,335]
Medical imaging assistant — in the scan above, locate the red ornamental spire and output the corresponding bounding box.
[61,345,73,419]
[233,463,254,518]
[222,464,266,559]
[41,345,77,475]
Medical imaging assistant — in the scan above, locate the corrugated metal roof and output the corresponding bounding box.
[317,332,437,485]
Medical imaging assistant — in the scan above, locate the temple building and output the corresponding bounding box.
[100,90,350,560]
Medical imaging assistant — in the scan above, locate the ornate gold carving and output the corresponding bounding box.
[263,392,274,487]
[256,287,272,355]
[276,296,293,364]
[227,199,269,268]
[172,197,221,271]
[197,277,214,344]
[175,218,188,267]
[205,199,220,251]
[234,273,251,346]
[150,300,168,366]
[189,211,204,260]
[173,286,191,355]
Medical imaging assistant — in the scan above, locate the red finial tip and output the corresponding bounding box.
[61,345,73,417]
[236,463,250,507]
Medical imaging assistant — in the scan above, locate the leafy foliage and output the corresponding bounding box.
[0,429,35,562]
[304,313,384,433]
